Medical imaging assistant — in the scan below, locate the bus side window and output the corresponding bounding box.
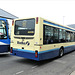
[66,31,71,42]
[59,29,63,42]
[43,25,54,44]
[53,28,59,43]
[43,25,50,44]
[70,32,74,42]
[74,33,75,41]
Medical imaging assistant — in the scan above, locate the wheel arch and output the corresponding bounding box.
[60,46,64,51]
[59,46,64,57]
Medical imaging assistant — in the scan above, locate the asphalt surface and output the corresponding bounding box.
[0,51,75,75]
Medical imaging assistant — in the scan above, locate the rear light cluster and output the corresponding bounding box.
[36,17,38,24]
[10,47,13,53]
[12,20,14,26]
[35,50,38,58]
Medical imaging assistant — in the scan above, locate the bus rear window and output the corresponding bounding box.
[14,19,35,35]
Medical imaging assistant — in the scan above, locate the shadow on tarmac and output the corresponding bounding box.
[13,57,59,66]
[0,53,11,58]
[0,50,75,66]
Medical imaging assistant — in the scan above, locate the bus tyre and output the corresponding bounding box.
[59,48,64,57]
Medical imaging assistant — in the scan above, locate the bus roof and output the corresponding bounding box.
[0,18,7,21]
[42,17,75,32]
[14,17,75,32]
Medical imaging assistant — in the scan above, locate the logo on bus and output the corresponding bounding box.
[17,41,30,46]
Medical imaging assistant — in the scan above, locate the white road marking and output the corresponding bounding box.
[70,71,75,75]
[15,71,24,75]
[32,65,38,69]
[54,59,66,64]
[13,65,38,75]
[72,55,75,56]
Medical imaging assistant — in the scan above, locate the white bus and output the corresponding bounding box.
[11,17,75,61]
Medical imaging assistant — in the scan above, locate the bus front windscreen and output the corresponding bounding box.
[0,20,7,39]
[14,19,35,35]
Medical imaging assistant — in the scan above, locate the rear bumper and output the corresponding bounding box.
[11,48,40,61]
[11,48,59,61]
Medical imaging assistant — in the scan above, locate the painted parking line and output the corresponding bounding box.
[70,71,75,75]
[13,65,38,75]
[16,71,24,75]
[54,59,66,64]
[13,70,24,75]
[32,65,38,69]
[72,55,75,56]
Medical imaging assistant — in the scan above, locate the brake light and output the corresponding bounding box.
[40,46,42,49]
[11,47,13,53]
[36,17,38,24]
[35,50,38,58]
[12,20,14,26]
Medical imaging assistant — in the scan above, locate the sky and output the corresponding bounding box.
[0,0,75,26]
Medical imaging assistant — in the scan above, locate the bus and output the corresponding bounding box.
[0,18,10,53]
[10,17,75,61]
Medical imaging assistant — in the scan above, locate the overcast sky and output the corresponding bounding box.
[0,0,75,26]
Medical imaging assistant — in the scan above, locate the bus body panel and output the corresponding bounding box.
[0,45,10,53]
[38,45,75,61]
[11,17,75,61]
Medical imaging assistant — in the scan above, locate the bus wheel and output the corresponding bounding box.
[59,48,64,57]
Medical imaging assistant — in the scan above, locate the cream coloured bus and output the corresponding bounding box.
[10,17,75,61]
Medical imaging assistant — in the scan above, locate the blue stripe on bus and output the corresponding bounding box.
[0,18,6,21]
[38,48,59,54]
[39,45,75,54]
[11,45,75,61]
[43,20,75,31]
[13,48,35,53]
[64,45,75,48]
[13,45,75,54]
[0,39,10,44]
[13,48,59,54]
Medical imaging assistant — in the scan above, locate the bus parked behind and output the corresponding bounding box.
[0,18,10,53]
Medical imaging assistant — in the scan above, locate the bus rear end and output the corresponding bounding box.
[11,17,42,61]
